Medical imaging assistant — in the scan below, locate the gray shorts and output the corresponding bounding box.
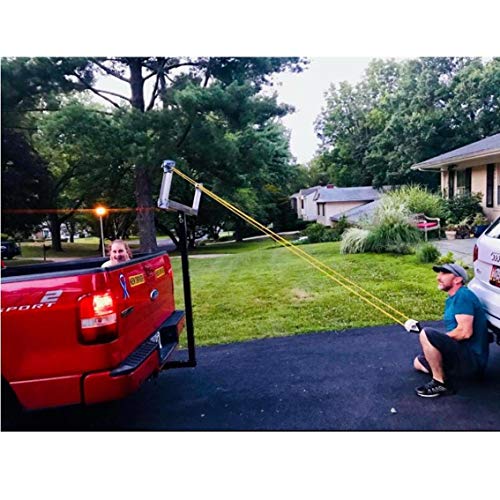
[418,327,480,378]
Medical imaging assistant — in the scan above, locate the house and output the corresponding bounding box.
[314,185,383,227]
[412,132,500,221]
[330,199,381,224]
[290,186,321,221]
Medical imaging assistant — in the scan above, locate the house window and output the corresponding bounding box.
[487,164,494,208]
[317,203,325,216]
[448,169,455,198]
[456,168,471,195]
[300,198,304,209]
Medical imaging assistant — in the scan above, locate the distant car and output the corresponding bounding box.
[0,240,21,260]
[469,217,500,344]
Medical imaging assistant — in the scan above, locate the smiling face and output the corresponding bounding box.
[436,271,462,292]
[109,241,130,265]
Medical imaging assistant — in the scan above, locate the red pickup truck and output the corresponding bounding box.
[1,251,186,412]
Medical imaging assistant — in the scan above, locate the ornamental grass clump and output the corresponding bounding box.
[340,228,370,254]
[385,185,446,220]
[361,197,421,254]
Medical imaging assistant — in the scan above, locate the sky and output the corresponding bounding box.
[92,57,373,165]
[269,57,373,164]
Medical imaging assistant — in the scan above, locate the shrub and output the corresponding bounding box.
[359,196,421,254]
[369,196,413,228]
[303,223,326,243]
[321,228,342,242]
[303,219,350,244]
[340,228,370,254]
[436,251,455,264]
[385,185,446,219]
[364,222,421,254]
[443,193,483,225]
[416,243,441,263]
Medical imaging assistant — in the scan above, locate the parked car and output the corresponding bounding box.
[1,240,21,260]
[469,217,500,344]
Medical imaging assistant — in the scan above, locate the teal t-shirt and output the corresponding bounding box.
[444,286,489,368]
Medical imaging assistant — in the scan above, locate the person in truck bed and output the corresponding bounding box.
[101,239,132,268]
[410,263,489,398]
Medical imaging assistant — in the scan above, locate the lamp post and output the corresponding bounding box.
[95,206,107,257]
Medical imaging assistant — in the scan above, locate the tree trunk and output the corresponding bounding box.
[134,164,158,253]
[128,58,145,112]
[68,220,76,243]
[48,213,63,252]
[128,58,157,252]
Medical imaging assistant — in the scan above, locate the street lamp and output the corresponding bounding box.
[95,206,108,257]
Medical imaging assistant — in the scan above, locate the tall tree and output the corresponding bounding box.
[61,57,304,251]
[1,57,92,239]
[315,57,500,189]
[3,57,306,250]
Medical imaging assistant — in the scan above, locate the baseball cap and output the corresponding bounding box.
[432,263,468,283]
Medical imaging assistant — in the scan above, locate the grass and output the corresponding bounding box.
[189,236,295,255]
[13,237,141,260]
[6,237,444,347]
[171,240,444,347]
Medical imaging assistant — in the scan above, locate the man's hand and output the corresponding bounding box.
[404,319,422,333]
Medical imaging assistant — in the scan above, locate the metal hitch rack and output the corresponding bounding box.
[157,160,203,369]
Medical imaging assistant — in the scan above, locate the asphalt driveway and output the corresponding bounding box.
[4,320,499,431]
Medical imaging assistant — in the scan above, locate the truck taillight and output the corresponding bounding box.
[473,244,478,262]
[78,291,118,344]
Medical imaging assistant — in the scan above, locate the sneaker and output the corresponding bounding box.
[415,379,455,398]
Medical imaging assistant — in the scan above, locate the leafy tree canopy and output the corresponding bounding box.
[315,57,500,189]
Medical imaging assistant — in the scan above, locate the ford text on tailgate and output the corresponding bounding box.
[1,252,185,411]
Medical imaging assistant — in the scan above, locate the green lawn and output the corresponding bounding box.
[15,238,141,260]
[8,237,444,346]
[171,240,443,346]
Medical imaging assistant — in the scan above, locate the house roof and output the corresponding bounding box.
[289,186,321,199]
[412,132,500,170]
[314,185,382,203]
[330,199,381,223]
[301,186,321,196]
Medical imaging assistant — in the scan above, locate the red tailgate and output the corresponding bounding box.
[103,253,175,361]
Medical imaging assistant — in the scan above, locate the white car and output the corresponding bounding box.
[469,216,500,344]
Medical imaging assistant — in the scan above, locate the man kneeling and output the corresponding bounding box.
[411,263,489,398]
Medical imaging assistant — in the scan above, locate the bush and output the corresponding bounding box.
[302,218,350,244]
[416,243,441,263]
[436,251,455,264]
[443,193,483,225]
[360,197,422,254]
[303,223,326,243]
[364,222,421,254]
[385,185,446,219]
[340,228,370,254]
[368,196,413,228]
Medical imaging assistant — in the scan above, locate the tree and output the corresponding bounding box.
[33,101,128,250]
[61,57,305,251]
[1,58,92,239]
[1,128,52,237]
[315,57,500,190]
[3,57,306,250]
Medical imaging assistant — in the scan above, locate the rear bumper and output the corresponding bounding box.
[468,278,500,330]
[84,310,185,405]
[10,310,186,410]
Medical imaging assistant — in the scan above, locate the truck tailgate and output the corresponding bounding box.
[105,253,176,361]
